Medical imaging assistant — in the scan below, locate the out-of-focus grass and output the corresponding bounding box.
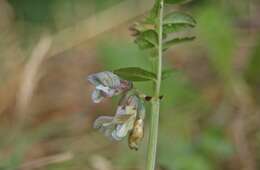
[245,36,260,104]
[196,6,236,79]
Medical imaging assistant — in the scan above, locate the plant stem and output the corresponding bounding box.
[146,0,164,170]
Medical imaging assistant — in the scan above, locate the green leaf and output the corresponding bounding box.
[135,30,158,49]
[163,36,195,50]
[146,0,160,24]
[163,12,196,33]
[114,67,156,81]
[130,22,155,33]
[162,69,175,80]
[163,12,196,26]
[163,24,192,34]
[165,0,190,4]
[135,37,154,49]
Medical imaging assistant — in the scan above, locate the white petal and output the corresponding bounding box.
[111,130,124,141]
[114,113,136,139]
[88,71,120,88]
[114,124,129,139]
[101,71,121,88]
[125,106,137,116]
[87,74,101,86]
[91,90,104,103]
[93,116,114,129]
[115,106,125,116]
[138,101,146,119]
[96,85,116,97]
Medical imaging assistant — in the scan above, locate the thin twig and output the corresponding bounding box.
[20,152,73,170]
[15,35,52,121]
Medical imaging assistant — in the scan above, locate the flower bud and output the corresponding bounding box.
[128,118,144,150]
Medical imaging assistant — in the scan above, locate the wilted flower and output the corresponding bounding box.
[88,71,132,103]
[128,118,144,150]
[93,92,145,149]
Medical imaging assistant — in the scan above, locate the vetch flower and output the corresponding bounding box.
[94,105,136,141]
[93,92,145,150]
[88,71,133,103]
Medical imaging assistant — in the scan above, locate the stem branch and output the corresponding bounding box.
[146,0,164,170]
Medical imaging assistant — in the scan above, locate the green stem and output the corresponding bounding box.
[146,0,164,170]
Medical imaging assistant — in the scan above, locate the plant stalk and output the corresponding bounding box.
[146,0,164,170]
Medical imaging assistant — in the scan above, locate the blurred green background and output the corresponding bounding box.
[0,0,259,170]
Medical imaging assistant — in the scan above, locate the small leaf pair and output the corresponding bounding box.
[162,12,196,50]
[88,68,158,97]
[133,1,197,51]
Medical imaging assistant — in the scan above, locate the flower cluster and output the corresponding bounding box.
[88,71,145,150]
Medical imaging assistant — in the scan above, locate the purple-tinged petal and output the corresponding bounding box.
[88,71,133,102]
[91,90,104,103]
[96,85,116,97]
[112,105,137,140]
[92,92,145,143]
[111,129,124,141]
[93,116,114,129]
[88,71,121,88]
[137,100,146,119]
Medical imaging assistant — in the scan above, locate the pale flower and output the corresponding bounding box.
[88,71,132,103]
[93,92,145,148]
